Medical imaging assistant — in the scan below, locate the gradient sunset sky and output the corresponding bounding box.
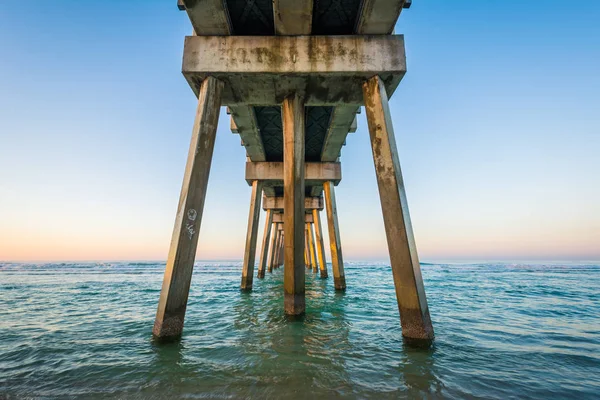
[0,1,598,262]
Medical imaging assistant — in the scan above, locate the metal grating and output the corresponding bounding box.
[255,106,283,162]
[254,106,332,162]
[311,0,362,34]
[305,106,333,161]
[225,0,274,35]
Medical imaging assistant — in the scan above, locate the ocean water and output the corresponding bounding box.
[0,261,599,399]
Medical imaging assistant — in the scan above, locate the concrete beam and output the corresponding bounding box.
[355,0,408,35]
[262,195,323,211]
[273,0,313,35]
[363,75,434,342]
[320,106,360,162]
[182,0,232,35]
[309,185,324,197]
[228,105,266,161]
[245,162,341,185]
[183,35,406,105]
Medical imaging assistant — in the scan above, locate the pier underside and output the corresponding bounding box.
[154,0,433,345]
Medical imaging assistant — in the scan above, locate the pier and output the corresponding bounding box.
[154,0,434,343]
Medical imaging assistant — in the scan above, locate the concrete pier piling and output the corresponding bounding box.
[241,180,263,290]
[157,0,433,343]
[312,209,328,278]
[267,222,278,273]
[283,94,306,316]
[308,222,318,273]
[324,181,346,291]
[153,77,223,340]
[257,210,273,279]
[363,75,434,341]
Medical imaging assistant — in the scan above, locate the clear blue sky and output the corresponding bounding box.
[0,1,598,262]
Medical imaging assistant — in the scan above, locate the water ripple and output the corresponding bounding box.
[1,262,599,399]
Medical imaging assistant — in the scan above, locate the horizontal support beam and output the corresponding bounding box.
[245,162,341,185]
[273,213,313,223]
[355,0,408,35]
[182,0,231,35]
[228,105,266,161]
[263,195,323,211]
[321,105,360,162]
[183,35,406,105]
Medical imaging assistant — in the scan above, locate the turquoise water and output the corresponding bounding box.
[1,262,599,399]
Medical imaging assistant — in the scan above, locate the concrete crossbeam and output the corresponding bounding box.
[245,162,341,185]
[183,35,406,105]
[263,196,323,211]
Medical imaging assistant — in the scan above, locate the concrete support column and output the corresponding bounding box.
[267,222,278,273]
[153,76,223,340]
[257,209,273,278]
[283,93,306,315]
[277,232,285,266]
[324,181,346,290]
[274,229,282,268]
[312,209,328,278]
[241,180,263,290]
[308,222,318,273]
[363,75,434,342]
[304,225,311,268]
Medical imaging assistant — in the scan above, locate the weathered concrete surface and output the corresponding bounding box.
[277,230,285,266]
[228,106,266,161]
[304,226,310,268]
[183,35,406,106]
[268,222,280,273]
[273,229,282,268]
[153,77,223,340]
[245,162,341,186]
[283,94,306,315]
[180,0,410,37]
[363,75,434,342]
[181,0,231,35]
[263,196,323,211]
[321,106,360,162]
[324,181,346,291]
[241,180,263,290]
[355,0,408,35]
[257,210,273,279]
[273,0,313,35]
[308,223,318,272]
[312,209,328,278]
